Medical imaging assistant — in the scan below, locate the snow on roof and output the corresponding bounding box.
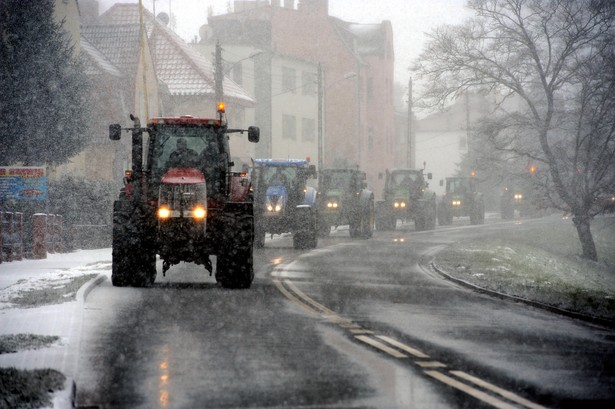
[97,4,254,105]
[80,36,122,77]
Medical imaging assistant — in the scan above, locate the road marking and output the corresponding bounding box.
[272,279,320,315]
[451,371,549,409]
[424,371,520,409]
[376,335,430,358]
[415,361,447,368]
[355,335,408,359]
[273,262,546,409]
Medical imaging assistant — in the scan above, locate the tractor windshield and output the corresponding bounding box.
[324,171,354,191]
[391,171,419,190]
[447,178,469,194]
[150,125,227,194]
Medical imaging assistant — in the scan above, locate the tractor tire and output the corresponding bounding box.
[111,201,157,287]
[254,223,266,248]
[438,205,452,226]
[318,221,331,237]
[415,213,426,231]
[360,199,375,239]
[293,207,318,249]
[470,200,485,225]
[427,198,437,230]
[216,215,254,289]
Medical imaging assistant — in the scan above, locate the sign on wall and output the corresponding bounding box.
[0,167,47,201]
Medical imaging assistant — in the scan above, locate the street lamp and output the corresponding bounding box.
[223,50,263,76]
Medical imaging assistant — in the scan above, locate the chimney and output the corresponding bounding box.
[298,0,328,16]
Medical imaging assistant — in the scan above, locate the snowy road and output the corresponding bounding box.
[74,219,615,408]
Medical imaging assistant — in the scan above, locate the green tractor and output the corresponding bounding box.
[375,169,437,231]
[317,168,374,238]
[438,176,485,225]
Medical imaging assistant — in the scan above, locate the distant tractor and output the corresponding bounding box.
[317,168,374,238]
[252,159,318,249]
[108,104,260,289]
[500,186,533,219]
[375,169,437,231]
[438,176,485,225]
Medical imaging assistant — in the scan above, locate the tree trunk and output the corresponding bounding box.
[572,214,598,261]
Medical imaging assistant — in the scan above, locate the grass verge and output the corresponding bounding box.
[10,274,98,308]
[0,367,65,409]
[0,334,60,355]
[435,216,615,320]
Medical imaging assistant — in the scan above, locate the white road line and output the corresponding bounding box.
[272,279,320,315]
[355,335,408,359]
[451,370,549,409]
[376,335,430,358]
[415,361,447,368]
[424,370,520,409]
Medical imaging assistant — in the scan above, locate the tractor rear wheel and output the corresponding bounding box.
[216,215,254,288]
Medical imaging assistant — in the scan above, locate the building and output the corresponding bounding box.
[199,0,396,196]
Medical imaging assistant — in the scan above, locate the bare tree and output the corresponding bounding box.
[413,0,615,261]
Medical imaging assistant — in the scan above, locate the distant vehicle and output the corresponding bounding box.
[317,168,374,238]
[252,159,318,249]
[376,169,436,231]
[108,104,260,288]
[500,186,539,218]
[438,176,485,225]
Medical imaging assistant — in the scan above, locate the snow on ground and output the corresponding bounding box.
[0,249,112,309]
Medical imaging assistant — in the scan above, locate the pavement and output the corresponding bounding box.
[0,249,112,409]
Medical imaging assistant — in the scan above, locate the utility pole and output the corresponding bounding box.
[317,63,324,172]
[214,40,223,102]
[407,76,413,168]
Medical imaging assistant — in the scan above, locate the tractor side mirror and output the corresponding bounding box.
[109,124,122,141]
[427,172,433,180]
[248,126,260,143]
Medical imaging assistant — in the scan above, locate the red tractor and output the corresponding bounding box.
[108,104,259,288]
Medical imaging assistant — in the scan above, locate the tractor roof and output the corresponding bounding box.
[253,159,310,167]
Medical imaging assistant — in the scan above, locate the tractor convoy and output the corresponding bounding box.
[109,104,500,289]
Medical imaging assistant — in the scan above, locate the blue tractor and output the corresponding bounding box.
[252,159,318,249]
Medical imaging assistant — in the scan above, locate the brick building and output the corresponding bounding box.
[201,0,396,196]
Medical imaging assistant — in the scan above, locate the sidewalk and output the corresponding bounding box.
[0,249,112,409]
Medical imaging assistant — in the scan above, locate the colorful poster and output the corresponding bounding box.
[0,167,47,201]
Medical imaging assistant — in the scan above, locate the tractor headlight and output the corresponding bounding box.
[514,193,523,200]
[158,207,171,219]
[452,200,461,207]
[193,206,206,219]
[327,201,338,209]
[394,201,406,208]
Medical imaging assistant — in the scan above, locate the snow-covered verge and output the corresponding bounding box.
[434,215,615,321]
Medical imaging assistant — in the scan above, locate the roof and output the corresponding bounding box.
[96,4,254,105]
[81,25,140,77]
[253,159,311,167]
[79,36,122,77]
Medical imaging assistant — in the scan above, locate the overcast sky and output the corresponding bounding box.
[98,0,471,86]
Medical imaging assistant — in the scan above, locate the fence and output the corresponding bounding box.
[0,211,63,263]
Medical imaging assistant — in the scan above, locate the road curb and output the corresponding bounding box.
[430,261,615,331]
[76,273,108,304]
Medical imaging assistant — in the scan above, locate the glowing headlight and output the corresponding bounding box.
[158,207,170,219]
[394,201,407,208]
[514,194,523,200]
[275,204,282,212]
[452,200,461,206]
[193,206,206,219]
[327,201,338,208]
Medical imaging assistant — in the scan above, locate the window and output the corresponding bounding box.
[282,67,296,94]
[282,115,296,140]
[302,118,315,141]
[302,71,316,95]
